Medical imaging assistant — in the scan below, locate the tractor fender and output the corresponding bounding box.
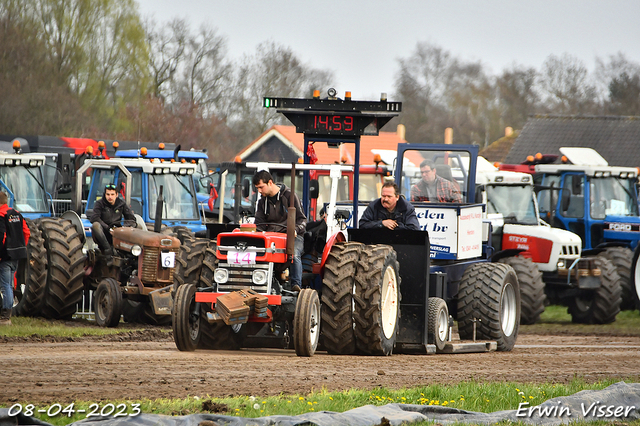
[582,242,628,257]
[317,231,347,275]
[491,248,525,262]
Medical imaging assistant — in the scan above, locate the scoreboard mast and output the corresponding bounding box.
[263,89,402,223]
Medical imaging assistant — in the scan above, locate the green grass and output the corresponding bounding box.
[4,378,638,426]
[0,316,157,338]
[520,305,640,335]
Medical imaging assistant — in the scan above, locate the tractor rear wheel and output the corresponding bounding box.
[38,218,86,319]
[320,241,362,355]
[12,219,47,317]
[428,297,449,352]
[457,263,520,351]
[568,256,622,324]
[173,237,209,292]
[293,289,321,357]
[499,256,545,324]
[173,284,201,351]
[353,244,400,356]
[599,247,634,310]
[94,278,122,327]
[171,226,195,244]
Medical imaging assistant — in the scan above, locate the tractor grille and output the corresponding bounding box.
[216,262,273,294]
[561,244,581,257]
[141,247,180,284]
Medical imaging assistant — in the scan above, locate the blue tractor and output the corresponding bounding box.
[504,147,640,311]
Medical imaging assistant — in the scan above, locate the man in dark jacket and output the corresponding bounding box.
[359,182,420,231]
[89,183,136,256]
[0,191,30,325]
[253,170,306,290]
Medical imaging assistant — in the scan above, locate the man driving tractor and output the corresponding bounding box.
[89,183,136,256]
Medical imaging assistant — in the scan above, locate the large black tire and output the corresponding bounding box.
[320,241,362,355]
[599,247,634,310]
[121,299,171,325]
[568,256,622,324]
[198,245,217,289]
[499,256,545,324]
[12,219,47,317]
[294,289,321,357]
[172,226,195,245]
[93,278,122,327]
[457,263,521,351]
[173,237,209,292]
[38,218,86,319]
[173,284,201,351]
[428,297,449,352]
[353,244,400,356]
[631,245,640,310]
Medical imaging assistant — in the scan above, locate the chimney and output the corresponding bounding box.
[445,127,453,145]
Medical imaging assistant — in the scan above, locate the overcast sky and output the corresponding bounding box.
[136,0,640,101]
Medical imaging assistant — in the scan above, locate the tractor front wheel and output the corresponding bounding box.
[457,263,520,351]
[293,289,321,357]
[94,278,122,327]
[428,297,449,352]
[568,256,622,324]
[173,284,201,351]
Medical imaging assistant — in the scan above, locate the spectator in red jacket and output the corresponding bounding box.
[0,191,30,326]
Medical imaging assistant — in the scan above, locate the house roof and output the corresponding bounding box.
[504,115,640,167]
[238,124,410,165]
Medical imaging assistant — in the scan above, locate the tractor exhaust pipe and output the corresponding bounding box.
[154,185,164,233]
[286,163,296,256]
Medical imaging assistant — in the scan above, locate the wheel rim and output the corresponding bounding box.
[501,282,517,337]
[381,266,398,339]
[437,306,448,342]
[309,299,320,348]
[96,291,109,321]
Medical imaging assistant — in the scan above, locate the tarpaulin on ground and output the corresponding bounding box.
[2,382,639,426]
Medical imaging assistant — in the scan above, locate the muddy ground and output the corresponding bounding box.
[2,329,640,405]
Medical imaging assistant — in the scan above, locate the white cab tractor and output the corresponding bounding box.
[475,157,622,325]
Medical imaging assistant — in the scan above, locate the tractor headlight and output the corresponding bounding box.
[214,268,229,284]
[252,269,267,285]
[557,260,565,269]
[131,245,142,256]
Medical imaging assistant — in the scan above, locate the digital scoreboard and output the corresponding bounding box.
[263,90,401,138]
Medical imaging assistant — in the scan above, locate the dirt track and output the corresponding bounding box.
[2,331,640,405]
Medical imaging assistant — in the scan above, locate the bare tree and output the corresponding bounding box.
[228,41,333,148]
[145,18,188,101]
[595,53,640,115]
[495,65,540,130]
[538,53,598,114]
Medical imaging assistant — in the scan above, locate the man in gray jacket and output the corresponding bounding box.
[253,170,307,290]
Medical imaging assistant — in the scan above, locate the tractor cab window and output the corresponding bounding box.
[358,174,385,202]
[538,174,561,217]
[0,165,48,213]
[85,168,117,210]
[399,149,469,203]
[562,174,585,218]
[486,184,538,225]
[590,176,638,218]
[148,173,199,220]
[316,174,349,213]
[214,172,256,210]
